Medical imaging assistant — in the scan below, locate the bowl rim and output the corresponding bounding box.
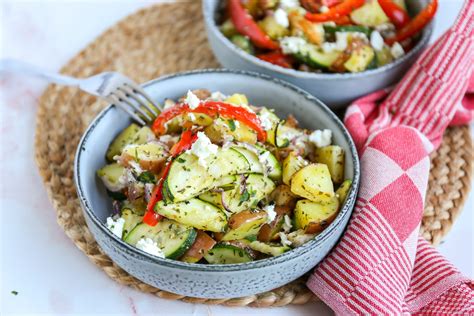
[74,68,360,272]
[202,0,434,80]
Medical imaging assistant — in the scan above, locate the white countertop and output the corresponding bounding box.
[0,0,472,315]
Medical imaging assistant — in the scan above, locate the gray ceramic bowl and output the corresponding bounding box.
[74,69,360,299]
[203,0,433,108]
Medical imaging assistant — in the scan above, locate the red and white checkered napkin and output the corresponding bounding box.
[307,2,474,314]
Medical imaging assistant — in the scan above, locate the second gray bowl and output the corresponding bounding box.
[203,0,433,108]
[74,69,360,299]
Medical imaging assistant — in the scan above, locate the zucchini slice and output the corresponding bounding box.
[124,219,197,259]
[294,44,341,69]
[165,148,250,202]
[106,124,140,161]
[231,147,263,174]
[121,209,143,239]
[323,25,371,37]
[199,174,276,214]
[222,210,268,241]
[248,241,290,256]
[204,243,253,264]
[155,199,228,233]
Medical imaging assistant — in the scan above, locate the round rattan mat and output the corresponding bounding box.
[34,1,473,308]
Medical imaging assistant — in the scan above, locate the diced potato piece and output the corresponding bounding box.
[282,152,309,185]
[225,93,249,106]
[97,163,125,192]
[222,210,268,241]
[259,15,289,40]
[344,45,375,73]
[375,45,394,67]
[204,117,257,144]
[258,215,284,242]
[314,145,345,184]
[106,124,140,161]
[336,179,352,204]
[183,112,214,127]
[350,1,389,27]
[291,164,335,203]
[180,231,217,263]
[294,197,340,234]
[121,143,167,173]
[270,184,298,209]
[132,126,155,144]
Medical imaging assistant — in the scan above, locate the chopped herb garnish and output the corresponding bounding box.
[228,119,236,131]
[11,291,18,296]
[137,171,156,183]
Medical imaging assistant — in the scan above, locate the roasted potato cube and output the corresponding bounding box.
[314,145,345,184]
[121,143,167,173]
[106,123,140,161]
[258,15,289,40]
[282,152,309,185]
[270,184,298,209]
[181,231,217,263]
[290,163,335,203]
[336,179,352,204]
[294,197,340,234]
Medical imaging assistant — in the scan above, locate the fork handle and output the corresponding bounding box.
[0,58,81,86]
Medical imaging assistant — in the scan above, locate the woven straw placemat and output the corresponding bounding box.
[34,1,473,308]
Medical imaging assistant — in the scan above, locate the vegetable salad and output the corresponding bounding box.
[219,0,437,73]
[98,90,352,264]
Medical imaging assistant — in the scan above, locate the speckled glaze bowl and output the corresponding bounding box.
[203,0,434,108]
[74,69,360,299]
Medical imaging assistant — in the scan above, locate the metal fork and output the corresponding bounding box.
[0,58,161,125]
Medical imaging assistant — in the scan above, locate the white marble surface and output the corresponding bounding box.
[0,0,472,315]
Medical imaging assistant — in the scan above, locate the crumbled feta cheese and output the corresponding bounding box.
[319,5,329,13]
[163,98,176,109]
[118,168,135,187]
[258,111,274,131]
[136,238,165,258]
[210,91,227,101]
[390,42,405,59]
[287,230,315,247]
[375,22,395,32]
[280,36,307,55]
[106,217,125,238]
[283,215,293,232]
[274,8,289,28]
[279,232,292,246]
[370,30,384,51]
[185,90,201,109]
[279,0,299,10]
[309,129,332,147]
[187,132,218,167]
[264,204,277,223]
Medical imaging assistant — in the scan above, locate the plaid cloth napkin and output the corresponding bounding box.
[307,2,474,314]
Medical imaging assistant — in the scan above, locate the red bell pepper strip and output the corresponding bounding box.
[257,51,293,68]
[378,0,410,28]
[333,15,352,25]
[385,0,437,45]
[151,101,267,142]
[228,0,279,50]
[143,130,197,226]
[305,0,365,22]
